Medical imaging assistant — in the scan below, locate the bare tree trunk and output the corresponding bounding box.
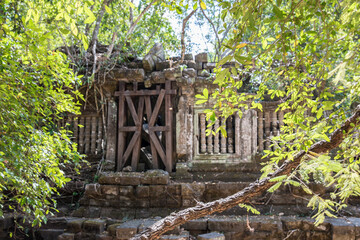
[132,106,360,240]
[181,9,197,63]
[89,0,114,51]
[199,1,221,61]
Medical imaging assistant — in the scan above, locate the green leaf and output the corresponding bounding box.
[268,182,282,193]
[269,175,287,182]
[203,88,208,99]
[105,5,112,14]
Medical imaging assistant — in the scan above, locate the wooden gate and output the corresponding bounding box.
[114,81,176,172]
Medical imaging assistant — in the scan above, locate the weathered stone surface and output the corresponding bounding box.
[182,219,208,230]
[144,169,170,185]
[108,223,122,236]
[83,219,106,234]
[197,69,211,77]
[135,185,150,198]
[164,67,182,80]
[100,207,135,220]
[156,61,172,71]
[58,233,75,240]
[67,218,86,233]
[184,53,194,60]
[118,186,134,197]
[150,71,166,83]
[111,68,145,82]
[195,53,208,63]
[160,234,189,240]
[95,233,113,240]
[84,184,101,197]
[176,77,195,85]
[203,62,216,70]
[98,172,141,185]
[208,217,246,232]
[37,229,64,240]
[183,68,197,78]
[184,60,196,69]
[101,185,118,195]
[327,218,356,240]
[197,232,225,240]
[196,62,203,70]
[143,43,165,72]
[116,220,141,239]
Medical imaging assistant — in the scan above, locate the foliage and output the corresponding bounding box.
[199,0,360,225]
[0,0,84,228]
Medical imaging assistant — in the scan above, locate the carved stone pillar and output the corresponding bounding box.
[227,116,234,153]
[200,113,206,153]
[214,119,220,154]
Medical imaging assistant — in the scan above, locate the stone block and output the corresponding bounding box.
[195,62,203,70]
[85,184,101,197]
[184,53,194,60]
[176,76,195,85]
[116,220,142,239]
[327,218,356,240]
[119,186,134,197]
[183,68,197,78]
[156,61,172,71]
[111,68,145,82]
[203,62,216,70]
[135,186,150,198]
[150,197,167,207]
[95,234,113,240]
[101,185,118,195]
[166,195,182,208]
[197,232,225,240]
[83,219,106,234]
[98,172,141,186]
[58,233,75,240]
[145,170,170,185]
[134,199,150,208]
[197,69,211,77]
[150,71,166,83]
[164,67,182,80]
[37,229,64,240]
[149,185,166,197]
[143,43,165,72]
[67,218,86,233]
[195,53,208,63]
[184,60,196,69]
[87,207,101,218]
[166,184,181,196]
[182,219,208,231]
[100,207,135,220]
[182,197,197,207]
[208,218,246,232]
[108,223,122,236]
[160,234,189,240]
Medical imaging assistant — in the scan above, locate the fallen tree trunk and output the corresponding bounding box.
[132,106,360,240]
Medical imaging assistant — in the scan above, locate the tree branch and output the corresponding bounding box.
[181,9,197,63]
[199,1,221,61]
[89,0,114,51]
[132,105,360,240]
[126,0,158,40]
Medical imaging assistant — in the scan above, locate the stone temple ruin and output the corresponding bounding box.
[8,44,360,240]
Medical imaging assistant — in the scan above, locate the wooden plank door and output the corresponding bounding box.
[114,81,176,172]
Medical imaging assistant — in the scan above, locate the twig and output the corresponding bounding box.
[181,9,197,63]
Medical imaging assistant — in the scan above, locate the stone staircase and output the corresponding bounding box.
[37,215,360,240]
[34,169,360,240]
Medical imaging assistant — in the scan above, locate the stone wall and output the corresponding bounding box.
[72,170,360,221]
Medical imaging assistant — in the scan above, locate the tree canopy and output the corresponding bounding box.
[1,0,360,237]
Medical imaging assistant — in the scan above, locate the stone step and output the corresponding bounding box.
[36,229,64,240]
[54,215,360,240]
